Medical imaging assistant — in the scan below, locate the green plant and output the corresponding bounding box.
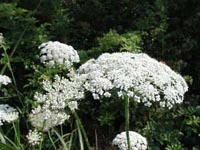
[87,30,142,58]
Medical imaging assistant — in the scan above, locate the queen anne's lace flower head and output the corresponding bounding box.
[29,107,70,131]
[0,104,19,125]
[77,52,188,109]
[39,41,80,68]
[0,75,11,85]
[112,131,147,150]
[34,75,84,110]
[29,75,84,130]
[26,129,43,146]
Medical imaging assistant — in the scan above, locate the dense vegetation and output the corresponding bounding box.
[0,0,199,149]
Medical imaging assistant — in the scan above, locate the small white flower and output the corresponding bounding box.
[29,108,70,131]
[0,75,11,85]
[134,95,140,103]
[159,101,166,107]
[117,91,123,97]
[104,92,111,98]
[127,91,134,97]
[92,93,100,100]
[48,60,55,67]
[46,53,53,60]
[57,58,63,64]
[40,55,47,62]
[26,129,43,146]
[112,131,147,150]
[0,104,18,126]
[39,41,80,68]
[68,101,78,111]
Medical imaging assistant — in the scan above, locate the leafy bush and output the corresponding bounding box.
[87,30,142,58]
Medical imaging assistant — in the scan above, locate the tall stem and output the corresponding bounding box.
[0,130,6,144]
[125,96,130,150]
[12,122,21,147]
[48,131,57,150]
[74,111,91,150]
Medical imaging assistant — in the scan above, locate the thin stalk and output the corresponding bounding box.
[95,129,98,150]
[31,145,37,150]
[4,136,20,149]
[39,140,43,150]
[0,132,6,144]
[0,96,18,100]
[48,131,57,150]
[68,131,74,150]
[2,45,17,86]
[12,122,21,147]
[61,125,64,136]
[1,33,24,106]
[76,120,84,150]
[73,111,91,150]
[125,96,130,150]
[0,26,28,75]
[52,129,69,150]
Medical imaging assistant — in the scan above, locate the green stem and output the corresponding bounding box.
[1,45,23,105]
[61,125,64,136]
[48,131,57,150]
[12,122,19,145]
[74,111,91,150]
[125,96,130,150]
[0,131,6,144]
[52,129,68,150]
[39,144,42,150]
[2,45,17,86]
[95,129,98,150]
[76,120,84,150]
[0,26,28,75]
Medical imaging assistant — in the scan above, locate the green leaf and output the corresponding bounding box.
[0,142,19,150]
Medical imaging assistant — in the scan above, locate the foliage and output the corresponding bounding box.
[87,30,142,58]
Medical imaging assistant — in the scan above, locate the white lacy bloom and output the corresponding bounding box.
[29,75,84,130]
[77,52,188,108]
[112,131,147,150]
[0,75,11,85]
[35,75,84,110]
[39,41,80,68]
[0,104,18,125]
[26,129,43,146]
[29,107,70,131]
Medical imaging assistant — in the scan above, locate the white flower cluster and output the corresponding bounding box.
[29,107,70,131]
[26,129,43,146]
[0,75,11,85]
[39,41,80,68]
[29,75,84,131]
[77,52,188,108]
[0,76,16,125]
[0,104,19,125]
[112,131,147,150]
